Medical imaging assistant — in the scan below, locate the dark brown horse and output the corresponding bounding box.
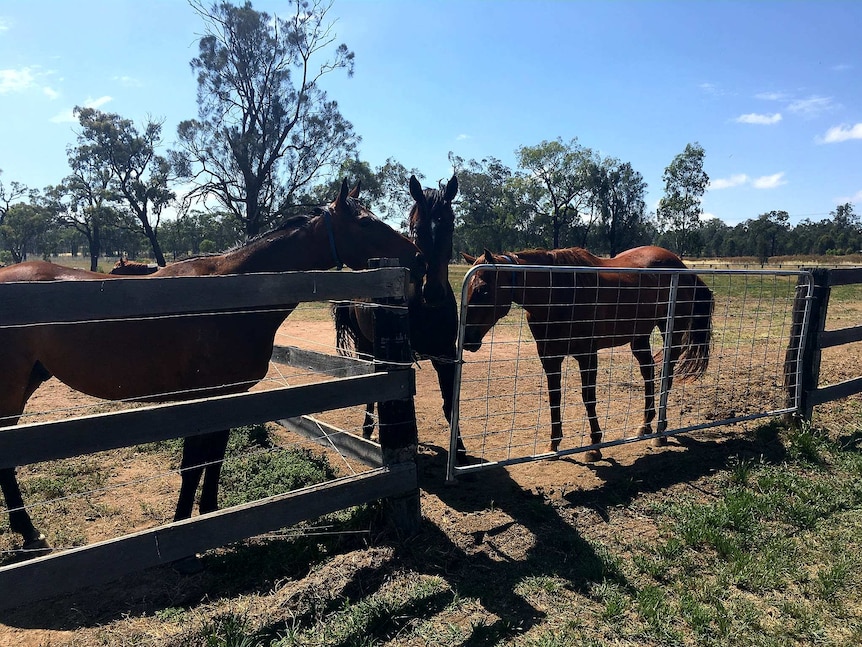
[461,246,713,460]
[333,175,466,458]
[110,258,158,275]
[0,180,424,556]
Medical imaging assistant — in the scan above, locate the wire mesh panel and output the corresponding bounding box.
[448,265,812,479]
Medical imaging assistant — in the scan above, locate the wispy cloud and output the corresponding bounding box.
[787,95,834,118]
[42,86,60,100]
[755,91,791,102]
[710,174,749,190]
[699,82,732,97]
[113,75,143,88]
[819,123,862,144]
[735,112,782,125]
[710,172,786,191]
[837,189,862,204]
[752,172,787,189]
[50,95,113,123]
[0,67,35,93]
[0,18,10,33]
[832,63,852,72]
[455,133,471,141]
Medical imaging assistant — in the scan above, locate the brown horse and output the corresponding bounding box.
[461,246,713,460]
[333,175,466,458]
[0,180,424,556]
[110,258,158,275]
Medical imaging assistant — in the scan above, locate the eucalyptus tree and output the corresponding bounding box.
[449,153,530,255]
[657,142,709,256]
[516,138,596,249]
[591,157,650,255]
[0,202,53,263]
[72,107,175,266]
[176,0,357,238]
[0,170,29,227]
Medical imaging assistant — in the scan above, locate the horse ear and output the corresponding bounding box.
[444,174,458,203]
[483,247,495,263]
[349,181,361,199]
[409,175,425,205]
[336,178,349,209]
[461,252,476,264]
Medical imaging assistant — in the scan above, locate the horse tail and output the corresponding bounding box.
[331,301,359,356]
[674,275,714,381]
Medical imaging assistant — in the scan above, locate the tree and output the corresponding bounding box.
[516,138,596,248]
[71,107,175,266]
[450,153,531,254]
[0,202,52,263]
[747,210,789,264]
[657,142,709,256]
[175,0,357,238]
[591,157,651,255]
[0,170,30,227]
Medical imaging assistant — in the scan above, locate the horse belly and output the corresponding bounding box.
[34,314,283,402]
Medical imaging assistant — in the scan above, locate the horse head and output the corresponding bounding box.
[460,248,519,352]
[328,178,426,292]
[409,174,457,308]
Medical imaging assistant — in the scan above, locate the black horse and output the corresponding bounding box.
[333,174,466,459]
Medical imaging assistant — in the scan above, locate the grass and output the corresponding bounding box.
[161,418,862,647]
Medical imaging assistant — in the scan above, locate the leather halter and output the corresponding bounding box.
[500,254,520,297]
[318,207,344,270]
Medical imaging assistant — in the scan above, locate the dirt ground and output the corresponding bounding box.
[0,309,859,646]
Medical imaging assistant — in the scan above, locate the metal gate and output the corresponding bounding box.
[448,265,812,480]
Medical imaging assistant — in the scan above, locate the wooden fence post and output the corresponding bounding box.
[370,258,421,537]
[784,268,830,426]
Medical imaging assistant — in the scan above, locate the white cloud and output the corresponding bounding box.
[735,112,782,125]
[42,86,60,100]
[49,95,113,123]
[837,190,862,204]
[0,67,35,93]
[787,95,833,117]
[114,75,143,88]
[752,172,787,189]
[709,172,786,190]
[0,18,10,32]
[455,133,470,141]
[755,91,790,102]
[710,174,749,190]
[820,123,862,144]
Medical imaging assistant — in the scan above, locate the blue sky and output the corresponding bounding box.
[1,0,861,227]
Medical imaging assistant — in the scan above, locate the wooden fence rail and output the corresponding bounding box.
[0,266,420,610]
[786,267,862,420]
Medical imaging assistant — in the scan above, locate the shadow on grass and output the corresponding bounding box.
[0,426,786,645]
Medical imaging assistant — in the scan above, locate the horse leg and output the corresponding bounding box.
[362,402,376,440]
[174,433,209,521]
[0,469,49,554]
[431,357,467,462]
[540,355,566,455]
[652,329,687,444]
[574,352,603,461]
[631,337,656,438]
[198,430,231,515]
[0,361,52,554]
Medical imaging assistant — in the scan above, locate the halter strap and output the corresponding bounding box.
[500,254,519,294]
[319,207,344,270]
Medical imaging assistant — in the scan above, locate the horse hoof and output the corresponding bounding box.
[652,436,668,447]
[637,426,653,438]
[584,449,602,462]
[22,534,51,557]
[172,555,204,575]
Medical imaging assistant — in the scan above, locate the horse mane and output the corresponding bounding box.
[509,247,602,266]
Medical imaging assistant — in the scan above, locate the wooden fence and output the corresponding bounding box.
[0,266,420,610]
[785,266,862,422]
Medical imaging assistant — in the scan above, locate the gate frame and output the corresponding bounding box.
[448,263,814,481]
